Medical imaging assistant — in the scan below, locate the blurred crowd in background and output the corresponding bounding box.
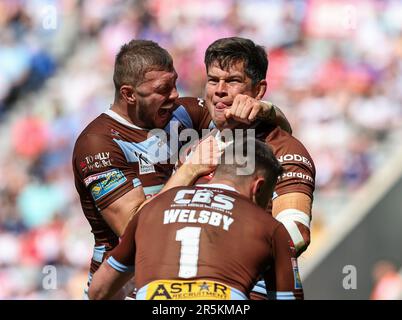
[1,0,402,299]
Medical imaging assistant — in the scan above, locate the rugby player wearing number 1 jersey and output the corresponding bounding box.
[88,138,304,300]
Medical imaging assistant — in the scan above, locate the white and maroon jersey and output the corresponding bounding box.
[72,98,211,274]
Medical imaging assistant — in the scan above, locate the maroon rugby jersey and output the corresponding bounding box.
[72,98,211,274]
[109,184,304,299]
[257,123,315,203]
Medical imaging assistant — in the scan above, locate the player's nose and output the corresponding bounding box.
[169,86,179,101]
[215,80,227,97]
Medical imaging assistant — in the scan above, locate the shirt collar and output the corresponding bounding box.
[195,183,239,193]
[104,109,148,130]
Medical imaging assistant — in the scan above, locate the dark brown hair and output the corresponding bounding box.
[204,37,268,85]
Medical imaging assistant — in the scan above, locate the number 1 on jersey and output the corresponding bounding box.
[175,227,201,278]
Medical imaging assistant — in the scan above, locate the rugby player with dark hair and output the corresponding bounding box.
[176,37,316,299]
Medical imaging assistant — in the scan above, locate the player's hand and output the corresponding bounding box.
[224,95,273,126]
[295,222,311,256]
[183,135,222,178]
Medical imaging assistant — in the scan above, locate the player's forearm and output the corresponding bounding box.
[88,282,112,300]
[133,169,199,214]
[88,272,117,300]
[88,263,133,300]
[161,163,201,192]
[258,102,292,134]
[89,282,130,300]
[273,105,292,134]
[256,101,276,123]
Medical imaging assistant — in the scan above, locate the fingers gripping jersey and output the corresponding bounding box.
[72,98,211,274]
[108,184,304,300]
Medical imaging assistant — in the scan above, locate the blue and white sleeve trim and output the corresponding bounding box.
[251,280,267,295]
[106,256,134,273]
[267,291,296,300]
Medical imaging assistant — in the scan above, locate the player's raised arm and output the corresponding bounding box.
[265,127,315,256]
[268,102,292,134]
[223,95,292,133]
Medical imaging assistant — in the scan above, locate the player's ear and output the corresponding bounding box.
[120,85,136,104]
[252,177,266,207]
[255,80,267,100]
[253,177,265,196]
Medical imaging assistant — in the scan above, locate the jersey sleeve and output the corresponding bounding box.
[268,130,316,199]
[265,224,304,300]
[106,212,139,272]
[175,97,212,133]
[73,133,142,210]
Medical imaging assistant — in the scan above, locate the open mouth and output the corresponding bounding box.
[157,105,174,120]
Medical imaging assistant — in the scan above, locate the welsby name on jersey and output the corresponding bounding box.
[163,209,234,231]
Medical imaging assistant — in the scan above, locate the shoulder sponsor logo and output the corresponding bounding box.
[84,172,105,187]
[83,152,112,171]
[80,161,88,173]
[280,171,314,183]
[110,129,120,137]
[135,152,156,175]
[87,169,127,201]
[277,154,313,168]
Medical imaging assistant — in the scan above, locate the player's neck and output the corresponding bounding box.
[208,178,245,195]
[110,101,147,128]
[110,102,132,122]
